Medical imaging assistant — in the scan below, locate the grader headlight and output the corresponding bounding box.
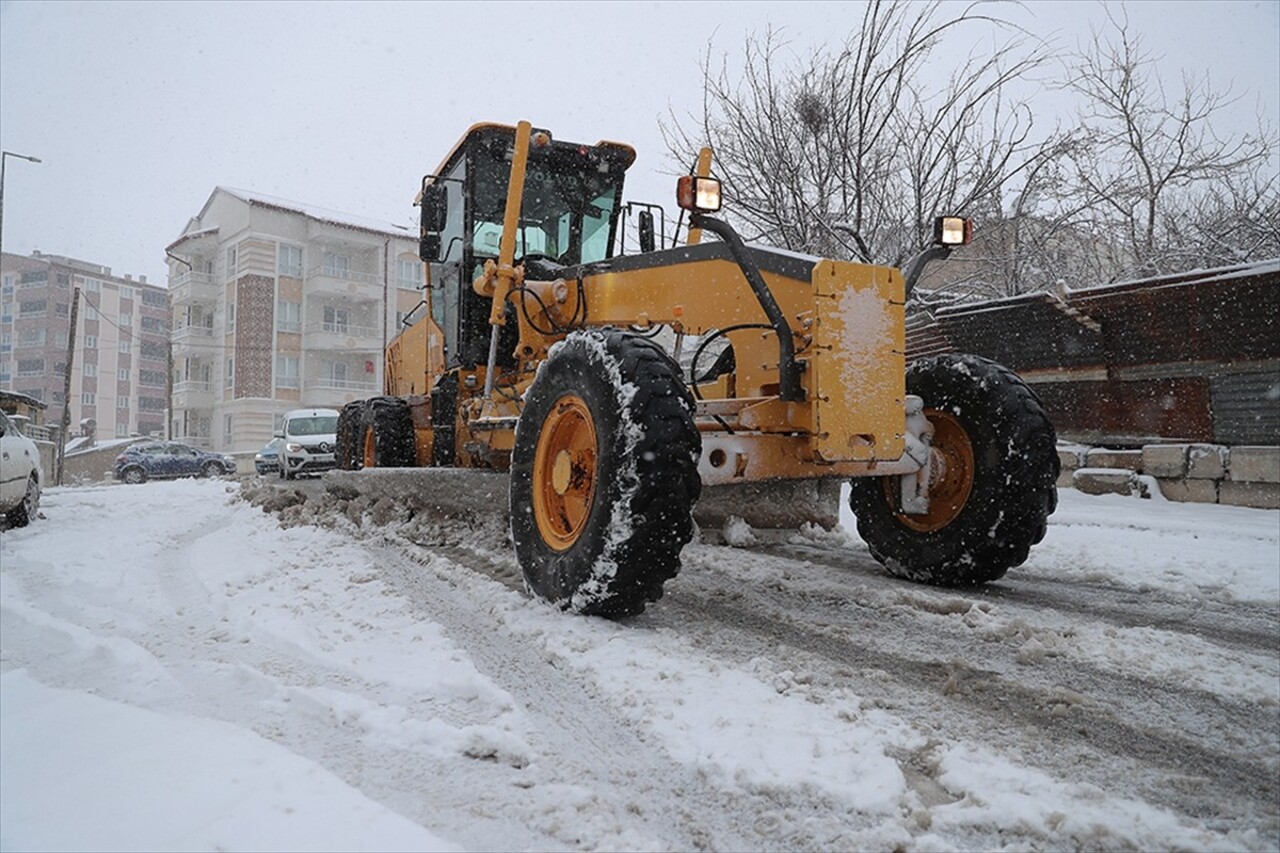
[677,175,722,213]
[934,215,974,246]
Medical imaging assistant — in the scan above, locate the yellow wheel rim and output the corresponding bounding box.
[362,425,377,469]
[891,409,975,533]
[532,395,598,551]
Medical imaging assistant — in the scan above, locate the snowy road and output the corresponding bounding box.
[2,477,1277,852]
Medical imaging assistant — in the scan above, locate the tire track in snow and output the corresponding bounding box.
[751,540,1280,654]
[656,546,1279,831]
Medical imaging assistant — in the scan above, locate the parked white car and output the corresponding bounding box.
[278,408,339,480]
[0,409,43,528]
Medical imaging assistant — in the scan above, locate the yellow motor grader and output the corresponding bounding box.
[335,120,1058,617]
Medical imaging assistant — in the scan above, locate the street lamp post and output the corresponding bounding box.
[0,149,43,260]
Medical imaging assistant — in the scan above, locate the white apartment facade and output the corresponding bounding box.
[1,251,169,440]
[165,187,423,452]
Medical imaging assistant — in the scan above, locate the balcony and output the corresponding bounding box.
[302,379,380,408]
[171,433,212,449]
[173,380,214,410]
[169,271,218,305]
[305,265,383,299]
[303,320,381,351]
[171,324,215,357]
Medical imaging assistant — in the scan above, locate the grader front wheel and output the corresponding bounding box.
[849,353,1059,586]
[511,330,701,618]
[531,395,598,551]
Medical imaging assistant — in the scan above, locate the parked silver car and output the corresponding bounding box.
[0,409,43,528]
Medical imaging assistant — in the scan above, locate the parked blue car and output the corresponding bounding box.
[254,438,284,475]
[114,441,237,484]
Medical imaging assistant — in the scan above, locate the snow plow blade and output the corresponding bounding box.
[324,469,840,532]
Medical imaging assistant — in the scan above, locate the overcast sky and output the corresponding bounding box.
[1,0,1276,284]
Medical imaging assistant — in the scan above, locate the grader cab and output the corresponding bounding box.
[336,120,1059,617]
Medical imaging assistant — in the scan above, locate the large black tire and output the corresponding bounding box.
[511,329,701,618]
[360,397,417,468]
[848,353,1059,586]
[122,466,147,485]
[336,400,368,470]
[5,474,39,528]
[201,460,225,478]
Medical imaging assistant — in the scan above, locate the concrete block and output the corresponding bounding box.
[1156,478,1218,504]
[1056,448,1084,487]
[1142,444,1189,478]
[1218,481,1280,510]
[1084,448,1144,472]
[1073,468,1136,496]
[1186,444,1227,480]
[1227,446,1280,484]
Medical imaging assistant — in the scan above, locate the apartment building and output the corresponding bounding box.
[165,187,423,451]
[0,251,169,440]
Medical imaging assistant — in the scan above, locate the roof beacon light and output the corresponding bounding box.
[677,175,722,213]
[934,216,973,247]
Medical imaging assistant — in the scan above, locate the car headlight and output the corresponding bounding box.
[286,442,302,453]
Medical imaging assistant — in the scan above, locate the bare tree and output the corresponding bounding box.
[1064,8,1278,278]
[661,0,1056,272]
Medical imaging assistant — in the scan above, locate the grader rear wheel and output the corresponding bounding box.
[511,329,701,618]
[848,353,1059,586]
[359,397,416,469]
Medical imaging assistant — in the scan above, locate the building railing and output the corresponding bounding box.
[309,378,378,391]
[173,380,211,393]
[169,270,214,288]
[303,321,380,339]
[172,325,215,341]
[171,434,212,448]
[305,266,382,286]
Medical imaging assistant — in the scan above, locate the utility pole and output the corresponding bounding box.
[0,150,43,260]
[56,286,80,485]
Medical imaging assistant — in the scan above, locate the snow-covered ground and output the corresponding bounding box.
[2,478,1277,852]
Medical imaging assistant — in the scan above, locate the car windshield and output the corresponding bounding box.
[288,416,337,436]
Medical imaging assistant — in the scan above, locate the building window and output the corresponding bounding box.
[117,396,129,410]
[276,300,301,333]
[83,277,100,292]
[278,244,303,277]
[225,357,234,382]
[119,285,135,301]
[20,270,47,286]
[120,313,133,327]
[85,335,98,349]
[223,413,233,438]
[19,299,46,316]
[273,412,284,433]
[118,340,131,354]
[275,355,300,388]
[84,363,97,377]
[17,358,44,376]
[226,246,238,278]
[322,252,349,278]
[396,259,422,288]
[81,392,96,405]
[118,368,129,381]
[142,289,166,308]
[84,304,99,321]
[116,423,129,437]
[323,305,349,333]
[226,302,236,333]
[55,302,69,318]
[18,328,46,347]
[323,360,349,386]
